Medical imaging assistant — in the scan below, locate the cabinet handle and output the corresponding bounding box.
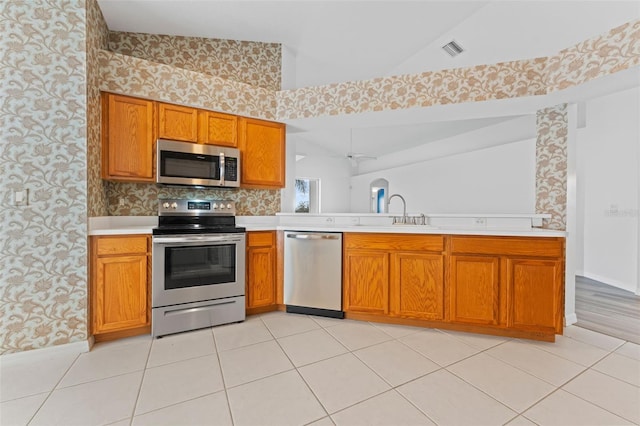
[286,233,340,240]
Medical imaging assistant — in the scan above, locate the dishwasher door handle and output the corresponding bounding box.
[286,233,340,240]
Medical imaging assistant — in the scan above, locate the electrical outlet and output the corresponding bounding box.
[119,198,126,207]
[474,217,486,226]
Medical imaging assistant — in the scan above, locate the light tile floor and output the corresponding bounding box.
[1,311,639,426]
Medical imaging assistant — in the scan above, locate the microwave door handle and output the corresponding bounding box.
[219,152,225,186]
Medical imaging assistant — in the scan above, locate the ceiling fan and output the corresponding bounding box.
[344,129,377,167]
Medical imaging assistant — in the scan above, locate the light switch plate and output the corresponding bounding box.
[14,189,28,206]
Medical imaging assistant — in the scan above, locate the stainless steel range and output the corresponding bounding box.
[152,199,246,337]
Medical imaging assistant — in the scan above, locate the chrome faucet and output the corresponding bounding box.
[388,194,407,224]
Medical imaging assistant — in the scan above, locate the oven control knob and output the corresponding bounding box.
[162,202,170,209]
[226,203,232,209]
[212,203,218,209]
[219,204,226,210]
[171,202,178,209]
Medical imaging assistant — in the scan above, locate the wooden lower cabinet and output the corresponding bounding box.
[508,258,564,334]
[390,253,445,320]
[343,234,445,318]
[246,231,277,314]
[449,255,502,326]
[90,235,151,341]
[343,233,565,341]
[344,250,389,315]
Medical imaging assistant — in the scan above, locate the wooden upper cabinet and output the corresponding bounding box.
[390,253,445,321]
[157,102,199,142]
[238,117,286,188]
[449,255,502,326]
[508,258,564,334]
[198,111,238,147]
[102,93,155,181]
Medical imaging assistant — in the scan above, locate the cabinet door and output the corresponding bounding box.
[238,117,286,188]
[198,111,238,147]
[93,254,149,334]
[390,253,445,320]
[450,255,501,325]
[344,250,389,315]
[247,246,276,308]
[157,102,198,142]
[103,94,154,181]
[508,258,564,333]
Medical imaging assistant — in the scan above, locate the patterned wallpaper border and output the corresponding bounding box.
[98,50,277,120]
[276,57,548,119]
[98,19,639,123]
[546,20,640,92]
[108,31,281,91]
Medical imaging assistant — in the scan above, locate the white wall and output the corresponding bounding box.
[577,86,639,293]
[350,139,536,215]
[295,156,352,213]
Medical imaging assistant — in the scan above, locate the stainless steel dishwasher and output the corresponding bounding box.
[284,231,344,319]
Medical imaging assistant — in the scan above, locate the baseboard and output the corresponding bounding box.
[0,339,91,362]
[565,312,578,326]
[581,272,636,293]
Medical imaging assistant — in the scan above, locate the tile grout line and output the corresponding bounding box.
[127,337,154,425]
[24,351,82,425]
[260,313,332,424]
[557,368,640,424]
[211,326,236,426]
[129,330,230,421]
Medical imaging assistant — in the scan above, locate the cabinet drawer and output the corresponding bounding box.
[95,236,149,256]
[450,236,564,258]
[247,231,275,247]
[344,233,444,252]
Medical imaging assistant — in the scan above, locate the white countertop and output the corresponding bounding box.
[274,225,564,237]
[88,215,565,237]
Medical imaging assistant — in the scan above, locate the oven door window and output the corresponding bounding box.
[165,244,235,289]
[161,151,220,180]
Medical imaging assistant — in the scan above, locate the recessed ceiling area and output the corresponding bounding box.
[97,1,640,162]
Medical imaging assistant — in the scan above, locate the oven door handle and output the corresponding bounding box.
[153,235,243,244]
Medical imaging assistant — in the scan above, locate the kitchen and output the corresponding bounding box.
[1,1,639,425]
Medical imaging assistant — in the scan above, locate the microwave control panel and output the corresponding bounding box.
[225,158,238,182]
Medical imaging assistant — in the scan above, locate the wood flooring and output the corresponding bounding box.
[575,275,640,344]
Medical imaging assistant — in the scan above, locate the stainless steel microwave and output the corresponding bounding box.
[156,139,240,188]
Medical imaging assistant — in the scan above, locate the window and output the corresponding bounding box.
[295,178,320,213]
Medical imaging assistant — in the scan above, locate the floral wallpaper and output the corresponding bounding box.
[536,104,568,230]
[99,50,277,121]
[109,31,281,91]
[0,0,89,354]
[277,57,548,119]
[546,20,640,92]
[106,183,281,216]
[87,0,109,217]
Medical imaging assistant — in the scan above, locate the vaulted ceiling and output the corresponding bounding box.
[98,1,640,161]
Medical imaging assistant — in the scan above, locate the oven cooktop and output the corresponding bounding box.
[154,199,245,235]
